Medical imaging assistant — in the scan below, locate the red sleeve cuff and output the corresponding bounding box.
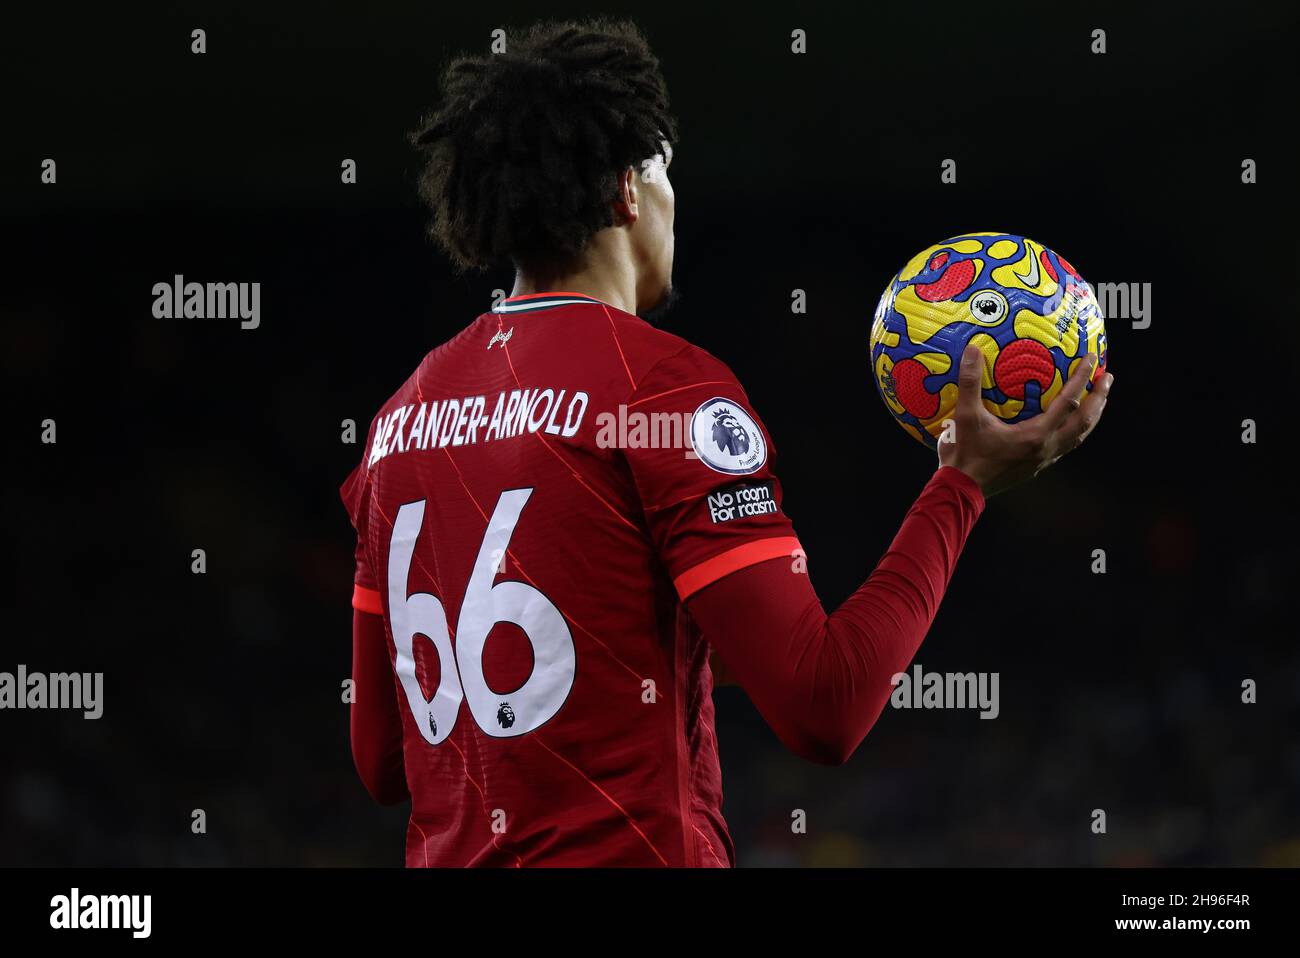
[933,465,985,511]
[352,584,383,615]
[673,536,804,601]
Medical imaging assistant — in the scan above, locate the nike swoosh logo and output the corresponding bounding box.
[1013,242,1041,288]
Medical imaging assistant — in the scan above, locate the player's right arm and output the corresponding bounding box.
[340,457,410,805]
[351,606,410,804]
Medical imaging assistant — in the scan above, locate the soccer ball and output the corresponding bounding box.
[870,232,1107,448]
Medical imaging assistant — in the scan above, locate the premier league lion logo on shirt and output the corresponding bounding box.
[690,397,768,475]
[711,407,751,457]
[497,702,516,729]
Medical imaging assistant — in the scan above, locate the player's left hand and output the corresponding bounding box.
[938,346,1113,497]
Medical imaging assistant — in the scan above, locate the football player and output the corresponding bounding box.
[341,19,1112,866]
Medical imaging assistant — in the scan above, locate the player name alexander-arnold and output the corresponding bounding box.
[151,274,260,329]
[0,665,103,719]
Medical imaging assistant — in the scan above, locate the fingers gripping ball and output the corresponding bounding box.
[870,232,1108,448]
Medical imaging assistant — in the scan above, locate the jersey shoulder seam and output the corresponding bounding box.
[626,339,739,405]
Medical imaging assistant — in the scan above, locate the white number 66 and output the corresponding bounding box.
[387,487,575,744]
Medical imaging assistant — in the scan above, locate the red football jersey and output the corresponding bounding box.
[340,291,802,866]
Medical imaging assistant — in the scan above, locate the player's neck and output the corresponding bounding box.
[510,239,638,315]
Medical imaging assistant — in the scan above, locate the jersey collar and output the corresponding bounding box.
[491,291,610,314]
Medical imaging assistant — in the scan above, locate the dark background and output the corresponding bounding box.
[2,2,1296,866]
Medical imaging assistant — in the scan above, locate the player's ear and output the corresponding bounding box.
[612,167,639,226]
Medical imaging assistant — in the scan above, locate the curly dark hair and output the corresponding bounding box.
[409,19,678,272]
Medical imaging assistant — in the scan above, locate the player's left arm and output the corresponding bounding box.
[686,465,983,764]
[622,345,802,691]
[623,345,978,758]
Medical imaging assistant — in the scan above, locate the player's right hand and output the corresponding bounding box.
[937,345,1113,498]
